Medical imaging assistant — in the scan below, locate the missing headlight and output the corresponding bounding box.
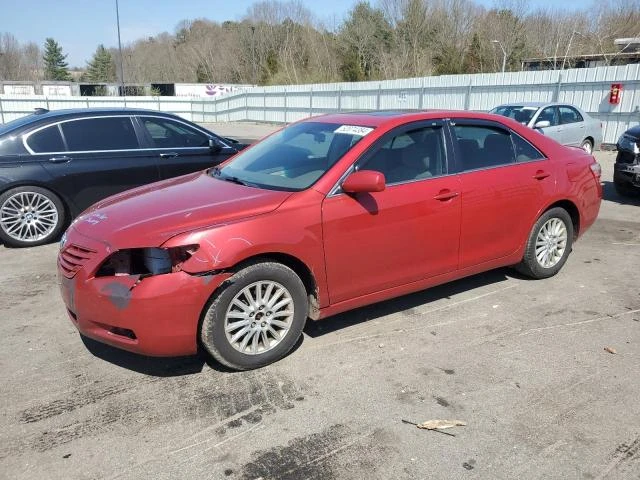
[96,245,199,277]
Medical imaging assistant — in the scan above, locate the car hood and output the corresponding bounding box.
[72,171,292,248]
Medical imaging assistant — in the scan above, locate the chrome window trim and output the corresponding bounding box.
[137,114,231,149]
[22,114,229,155]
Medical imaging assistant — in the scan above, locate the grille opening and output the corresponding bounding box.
[59,244,96,278]
[109,327,137,340]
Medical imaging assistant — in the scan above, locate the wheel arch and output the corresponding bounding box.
[541,199,580,240]
[229,252,320,320]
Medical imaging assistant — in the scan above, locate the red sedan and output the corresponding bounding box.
[58,111,602,370]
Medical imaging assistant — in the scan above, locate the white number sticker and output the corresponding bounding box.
[334,125,374,136]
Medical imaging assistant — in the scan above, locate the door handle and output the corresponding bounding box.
[533,170,551,180]
[159,152,178,158]
[433,189,459,201]
[48,156,71,163]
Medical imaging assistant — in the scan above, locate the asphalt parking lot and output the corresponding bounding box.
[1,134,639,479]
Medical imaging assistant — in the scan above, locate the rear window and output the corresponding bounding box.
[61,117,139,151]
[27,125,65,153]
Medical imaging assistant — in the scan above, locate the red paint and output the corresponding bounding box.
[58,111,601,357]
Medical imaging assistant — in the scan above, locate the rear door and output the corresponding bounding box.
[137,116,237,179]
[558,105,585,146]
[533,106,564,144]
[29,116,161,212]
[450,119,556,268]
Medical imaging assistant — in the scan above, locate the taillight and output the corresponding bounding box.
[590,162,602,179]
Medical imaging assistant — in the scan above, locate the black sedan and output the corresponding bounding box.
[615,124,640,196]
[0,108,247,247]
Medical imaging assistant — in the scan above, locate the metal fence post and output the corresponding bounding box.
[418,78,425,110]
[263,88,267,122]
[309,86,313,117]
[0,97,4,123]
[245,93,249,121]
[337,87,342,112]
[465,80,473,110]
[214,98,218,123]
[45,97,50,111]
[554,74,563,102]
[86,97,90,108]
[283,87,287,123]
[376,84,382,110]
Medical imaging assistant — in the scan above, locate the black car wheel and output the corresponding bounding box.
[200,261,308,370]
[0,186,66,248]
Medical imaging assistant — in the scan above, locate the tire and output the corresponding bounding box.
[516,207,574,279]
[0,186,66,248]
[580,139,593,154]
[200,261,308,370]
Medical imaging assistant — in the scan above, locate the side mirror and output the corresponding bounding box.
[534,120,551,129]
[342,170,386,194]
[209,138,223,153]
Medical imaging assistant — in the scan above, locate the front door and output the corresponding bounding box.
[322,122,461,304]
[137,116,236,179]
[558,105,585,147]
[533,106,564,144]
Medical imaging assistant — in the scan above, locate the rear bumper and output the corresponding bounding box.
[57,228,230,356]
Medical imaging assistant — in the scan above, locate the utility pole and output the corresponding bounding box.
[115,0,125,95]
[492,40,507,73]
[251,26,256,85]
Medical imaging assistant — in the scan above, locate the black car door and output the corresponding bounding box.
[30,116,161,212]
[136,115,237,179]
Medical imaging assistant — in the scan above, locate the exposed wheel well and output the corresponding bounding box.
[233,253,320,319]
[544,200,580,239]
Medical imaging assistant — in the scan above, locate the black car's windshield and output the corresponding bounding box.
[213,121,374,191]
[490,105,539,125]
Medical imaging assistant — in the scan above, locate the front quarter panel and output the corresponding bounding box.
[162,189,330,307]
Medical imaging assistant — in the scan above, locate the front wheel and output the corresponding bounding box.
[0,186,66,248]
[516,208,574,279]
[200,261,308,370]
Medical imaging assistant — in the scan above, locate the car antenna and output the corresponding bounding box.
[34,108,49,115]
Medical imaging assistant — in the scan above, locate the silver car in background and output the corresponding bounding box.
[490,102,603,154]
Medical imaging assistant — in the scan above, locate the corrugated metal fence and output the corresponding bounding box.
[1,65,638,144]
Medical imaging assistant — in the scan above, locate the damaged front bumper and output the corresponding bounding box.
[57,228,230,356]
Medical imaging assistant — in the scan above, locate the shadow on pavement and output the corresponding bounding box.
[602,180,640,206]
[304,268,513,338]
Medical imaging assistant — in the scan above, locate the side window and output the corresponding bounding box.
[454,125,515,171]
[27,125,65,153]
[141,117,209,148]
[559,106,583,124]
[537,107,559,126]
[361,126,446,184]
[512,133,545,162]
[61,117,139,151]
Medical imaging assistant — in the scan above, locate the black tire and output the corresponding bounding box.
[0,186,66,248]
[580,138,593,154]
[200,261,308,370]
[516,207,574,279]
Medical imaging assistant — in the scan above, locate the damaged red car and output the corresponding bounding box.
[58,111,602,370]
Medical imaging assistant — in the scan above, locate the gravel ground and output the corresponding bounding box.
[0,144,639,480]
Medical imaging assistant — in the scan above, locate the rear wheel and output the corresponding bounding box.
[516,207,574,279]
[0,186,66,248]
[580,139,593,154]
[200,261,308,370]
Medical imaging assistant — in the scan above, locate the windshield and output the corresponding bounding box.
[213,121,373,191]
[490,105,539,125]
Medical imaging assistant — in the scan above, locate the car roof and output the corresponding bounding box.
[305,110,511,128]
[494,102,583,109]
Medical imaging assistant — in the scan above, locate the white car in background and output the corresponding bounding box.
[490,102,603,154]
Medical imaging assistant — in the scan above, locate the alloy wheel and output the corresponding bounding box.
[0,191,59,243]
[535,218,568,268]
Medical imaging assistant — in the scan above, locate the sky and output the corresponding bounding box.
[1,0,591,68]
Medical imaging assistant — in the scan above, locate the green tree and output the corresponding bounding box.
[42,38,71,80]
[463,33,484,73]
[85,45,116,82]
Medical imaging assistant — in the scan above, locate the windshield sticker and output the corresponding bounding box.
[334,125,374,136]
